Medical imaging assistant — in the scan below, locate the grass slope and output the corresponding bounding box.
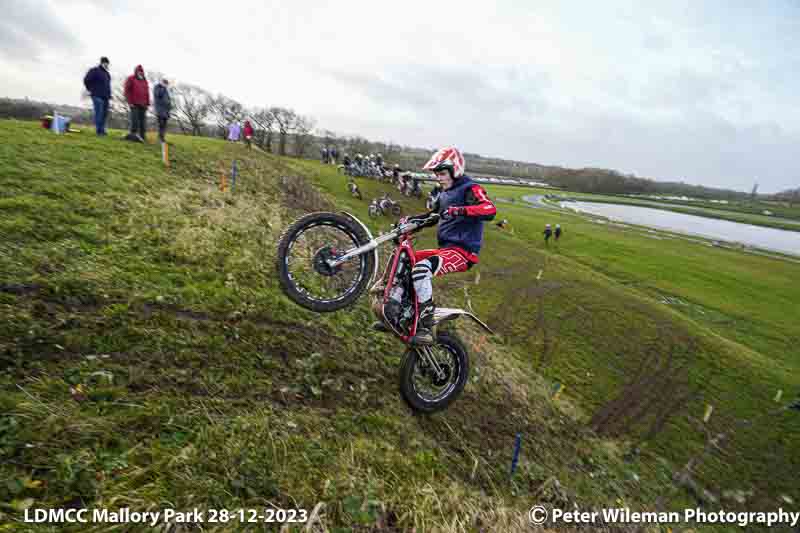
[1,120,797,532]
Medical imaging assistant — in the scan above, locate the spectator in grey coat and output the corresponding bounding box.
[153,78,172,143]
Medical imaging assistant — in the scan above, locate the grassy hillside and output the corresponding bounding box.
[308,170,800,511]
[1,120,798,532]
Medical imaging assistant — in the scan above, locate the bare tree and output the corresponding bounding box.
[271,107,297,156]
[208,94,245,138]
[250,107,276,152]
[293,115,316,157]
[319,129,336,150]
[172,83,212,136]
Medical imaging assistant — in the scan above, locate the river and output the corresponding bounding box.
[558,200,800,256]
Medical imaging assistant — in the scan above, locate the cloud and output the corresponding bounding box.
[0,0,83,61]
[0,0,798,192]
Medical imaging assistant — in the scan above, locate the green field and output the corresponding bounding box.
[1,120,798,532]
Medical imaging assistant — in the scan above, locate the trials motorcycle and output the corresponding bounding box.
[368,195,402,218]
[347,179,363,200]
[276,211,493,412]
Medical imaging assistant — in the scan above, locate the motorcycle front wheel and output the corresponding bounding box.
[276,212,376,312]
[399,333,469,413]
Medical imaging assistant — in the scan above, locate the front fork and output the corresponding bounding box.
[416,345,446,381]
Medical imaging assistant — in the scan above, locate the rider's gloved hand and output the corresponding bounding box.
[447,206,467,217]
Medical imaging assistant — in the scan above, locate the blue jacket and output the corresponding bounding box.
[153,83,172,118]
[83,66,111,100]
[435,176,495,256]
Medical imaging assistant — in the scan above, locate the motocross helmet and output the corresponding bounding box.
[423,147,465,179]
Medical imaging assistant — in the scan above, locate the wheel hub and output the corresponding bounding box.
[312,246,341,277]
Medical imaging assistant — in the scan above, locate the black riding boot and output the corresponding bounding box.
[410,300,436,345]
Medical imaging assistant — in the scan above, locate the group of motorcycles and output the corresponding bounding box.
[342,158,438,219]
[342,160,386,179]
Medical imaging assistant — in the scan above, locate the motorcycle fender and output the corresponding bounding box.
[433,307,494,335]
[341,211,380,286]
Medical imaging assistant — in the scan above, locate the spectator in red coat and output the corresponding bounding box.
[123,65,150,142]
[243,120,254,149]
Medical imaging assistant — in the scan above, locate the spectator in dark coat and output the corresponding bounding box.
[83,56,111,136]
[543,223,553,246]
[153,78,172,143]
[123,65,149,142]
[554,224,563,241]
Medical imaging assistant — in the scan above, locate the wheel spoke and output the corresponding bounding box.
[411,343,459,402]
[285,223,365,303]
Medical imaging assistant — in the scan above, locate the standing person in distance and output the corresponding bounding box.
[83,56,112,136]
[124,65,150,142]
[543,223,553,246]
[153,77,172,143]
[243,120,254,149]
[227,121,241,142]
[554,224,563,241]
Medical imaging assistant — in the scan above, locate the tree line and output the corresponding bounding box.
[1,87,794,200]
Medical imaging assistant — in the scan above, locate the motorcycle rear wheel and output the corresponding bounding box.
[276,212,375,312]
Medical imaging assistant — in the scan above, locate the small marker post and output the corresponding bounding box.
[161,142,169,167]
[510,433,522,478]
[703,404,714,423]
[231,159,238,191]
[551,382,564,400]
[474,334,487,352]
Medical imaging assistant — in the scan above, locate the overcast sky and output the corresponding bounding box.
[2,0,798,192]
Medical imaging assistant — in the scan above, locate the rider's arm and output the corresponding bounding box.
[404,210,439,228]
[449,185,496,220]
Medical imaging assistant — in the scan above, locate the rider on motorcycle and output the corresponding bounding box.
[392,164,402,183]
[401,147,496,345]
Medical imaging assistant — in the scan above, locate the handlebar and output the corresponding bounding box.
[394,212,440,236]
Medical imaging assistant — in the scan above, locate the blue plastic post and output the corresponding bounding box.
[510,433,522,478]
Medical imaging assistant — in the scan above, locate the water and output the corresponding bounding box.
[559,201,800,256]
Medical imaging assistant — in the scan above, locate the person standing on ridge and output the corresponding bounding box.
[227,121,241,142]
[83,56,111,136]
[153,77,172,143]
[123,65,150,142]
[243,120,254,148]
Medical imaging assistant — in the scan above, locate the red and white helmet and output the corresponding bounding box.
[423,146,465,178]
